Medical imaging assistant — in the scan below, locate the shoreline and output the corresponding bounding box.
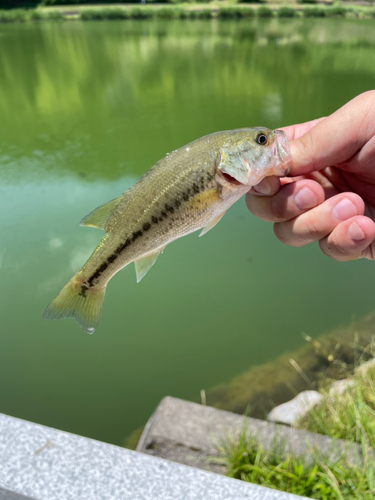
[207,311,375,419]
[125,311,375,449]
[1,3,375,21]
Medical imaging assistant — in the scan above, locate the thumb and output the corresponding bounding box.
[288,91,375,177]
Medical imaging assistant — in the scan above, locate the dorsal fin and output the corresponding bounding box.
[80,196,122,230]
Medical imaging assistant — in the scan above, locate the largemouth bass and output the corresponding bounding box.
[43,128,290,333]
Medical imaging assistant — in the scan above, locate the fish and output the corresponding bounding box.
[43,128,291,334]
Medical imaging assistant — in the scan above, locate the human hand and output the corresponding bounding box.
[246,90,375,261]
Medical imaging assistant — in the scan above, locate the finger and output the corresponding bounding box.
[279,118,326,142]
[249,176,281,196]
[317,167,350,196]
[288,90,375,177]
[319,216,375,261]
[246,179,324,223]
[273,193,365,247]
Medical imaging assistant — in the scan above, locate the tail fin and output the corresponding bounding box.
[43,274,106,334]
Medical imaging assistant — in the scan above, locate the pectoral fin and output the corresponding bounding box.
[199,212,226,237]
[80,196,122,230]
[134,248,165,283]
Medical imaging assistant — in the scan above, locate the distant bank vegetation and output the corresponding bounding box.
[0,3,375,22]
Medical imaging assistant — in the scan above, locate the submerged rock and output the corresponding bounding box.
[328,378,355,397]
[267,391,323,426]
[356,357,375,374]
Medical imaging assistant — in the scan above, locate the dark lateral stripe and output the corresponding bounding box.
[85,183,212,286]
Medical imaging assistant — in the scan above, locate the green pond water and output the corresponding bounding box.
[1,18,375,446]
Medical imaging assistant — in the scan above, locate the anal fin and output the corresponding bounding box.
[199,212,226,237]
[80,196,122,230]
[134,248,165,283]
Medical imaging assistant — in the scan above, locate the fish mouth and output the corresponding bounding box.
[221,171,242,186]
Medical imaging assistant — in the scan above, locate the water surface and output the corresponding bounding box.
[1,18,375,445]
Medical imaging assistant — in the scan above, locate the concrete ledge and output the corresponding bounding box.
[0,411,306,500]
[0,489,35,500]
[137,396,363,470]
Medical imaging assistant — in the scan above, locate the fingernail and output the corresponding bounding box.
[332,198,357,221]
[294,187,318,210]
[348,222,366,241]
[252,178,272,196]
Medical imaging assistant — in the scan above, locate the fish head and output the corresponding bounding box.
[216,128,291,189]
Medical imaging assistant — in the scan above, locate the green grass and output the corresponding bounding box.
[239,6,255,18]
[153,6,213,19]
[129,6,154,19]
[154,6,180,19]
[0,8,29,22]
[43,9,65,20]
[219,350,375,499]
[303,6,326,17]
[1,3,375,23]
[29,9,65,20]
[257,5,273,18]
[218,427,375,499]
[80,8,129,20]
[298,363,375,448]
[326,5,348,18]
[278,6,297,18]
[218,6,255,19]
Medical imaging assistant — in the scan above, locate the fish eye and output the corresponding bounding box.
[256,133,268,146]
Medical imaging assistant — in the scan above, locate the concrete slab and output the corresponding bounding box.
[137,396,363,470]
[0,411,306,500]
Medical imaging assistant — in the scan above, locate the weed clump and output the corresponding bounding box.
[278,6,297,18]
[257,6,273,18]
[303,6,326,17]
[80,8,129,21]
[155,6,179,19]
[218,7,241,19]
[44,10,65,21]
[130,6,154,19]
[219,428,374,499]
[30,10,44,21]
[326,5,347,17]
[0,9,29,23]
[196,8,212,19]
[219,6,255,18]
[298,362,375,447]
[186,8,212,19]
[239,7,255,18]
[220,354,375,500]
